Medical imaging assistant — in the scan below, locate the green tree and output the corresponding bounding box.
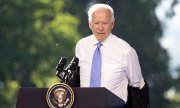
[0,0,80,107]
[165,67,180,108]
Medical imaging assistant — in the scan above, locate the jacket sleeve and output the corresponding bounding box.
[126,80,150,108]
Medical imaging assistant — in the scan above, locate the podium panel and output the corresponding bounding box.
[16,88,48,108]
[16,87,125,108]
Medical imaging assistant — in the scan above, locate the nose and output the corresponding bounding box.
[99,23,103,30]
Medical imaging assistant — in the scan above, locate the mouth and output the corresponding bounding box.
[97,32,105,35]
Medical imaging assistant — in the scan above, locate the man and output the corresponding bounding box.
[75,3,146,106]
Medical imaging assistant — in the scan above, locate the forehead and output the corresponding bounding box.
[92,9,111,19]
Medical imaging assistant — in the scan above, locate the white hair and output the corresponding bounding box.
[88,3,115,22]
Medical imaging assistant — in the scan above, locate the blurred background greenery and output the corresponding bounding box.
[0,0,179,108]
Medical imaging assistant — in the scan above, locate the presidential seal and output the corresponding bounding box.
[46,83,74,108]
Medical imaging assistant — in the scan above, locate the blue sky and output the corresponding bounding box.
[156,0,180,78]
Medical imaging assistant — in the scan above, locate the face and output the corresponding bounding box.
[89,9,114,42]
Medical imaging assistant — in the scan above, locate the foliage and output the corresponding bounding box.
[165,67,180,108]
[0,0,80,107]
[0,0,179,108]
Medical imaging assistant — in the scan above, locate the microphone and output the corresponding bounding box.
[65,56,79,83]
[65,56,79,70]
[56,57,67,82]
[56,56,79,84]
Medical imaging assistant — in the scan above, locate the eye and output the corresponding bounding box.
[94,22,100,24]
[102,21,109,24]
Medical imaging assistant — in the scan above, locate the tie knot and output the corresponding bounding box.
[97,42,102,48]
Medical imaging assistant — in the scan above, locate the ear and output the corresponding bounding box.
[111,21,115,29]
[89,22,92,30]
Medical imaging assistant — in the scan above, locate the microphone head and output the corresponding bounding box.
[56,57,67,71]
[70,56,79,65]
[68,56,79,71]
[59,57,67,65]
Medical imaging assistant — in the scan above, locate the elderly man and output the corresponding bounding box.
[75,3,149,108]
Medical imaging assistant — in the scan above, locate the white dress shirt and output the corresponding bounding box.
[75,34,145,102]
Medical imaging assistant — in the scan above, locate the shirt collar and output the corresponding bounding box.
[90,33,113,47]
[91,34,98,46]
[101,33,112,47]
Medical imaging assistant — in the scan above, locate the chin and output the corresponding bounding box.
[97,38,105,42]
[95,34,106,42]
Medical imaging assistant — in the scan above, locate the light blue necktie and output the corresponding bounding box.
[90,42,102,87]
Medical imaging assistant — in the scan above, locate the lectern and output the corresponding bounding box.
[16,87,125,108]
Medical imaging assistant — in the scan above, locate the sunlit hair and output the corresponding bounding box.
[88,3,115,22]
